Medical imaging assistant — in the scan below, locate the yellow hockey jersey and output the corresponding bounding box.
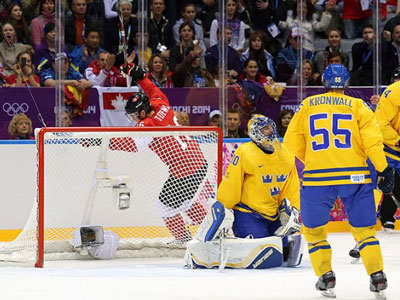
[284,91,387,186]
[217,141,300,221]
[375,81,400,161]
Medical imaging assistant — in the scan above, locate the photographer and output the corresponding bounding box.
[7,51,40,87]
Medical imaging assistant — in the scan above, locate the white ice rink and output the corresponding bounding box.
[1,232,399,300]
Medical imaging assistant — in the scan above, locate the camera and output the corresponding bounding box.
[21,57,27,68]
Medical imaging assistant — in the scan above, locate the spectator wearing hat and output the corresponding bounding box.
[208,109,222,127]
[276,27,314,84]
[34,22,69,73]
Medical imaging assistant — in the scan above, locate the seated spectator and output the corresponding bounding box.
[69,28,104,74]
[60,110,73,127]
[172,3,206,51]
[209,0,246,53]
[132,31,152,67]
[205,26,242,80]
[169,21,206,71]
[7,51,40,87]
[301,59,320,86]
[314,28,349,74]
[5,2,30,44]
[208,109,222,127]
[276,27,314,84]
[240,30,276,80]
[34,22,69,73]
[350,24,374,86]
[147,53,173,88]
[103,0,137,67]
[103,0,137,20]
[279,0,332,53]
[198,0,218,36]
[30,0,56,47]
[85,51,127,87]
[382,23,400,84]
[8,113,34,139]
[0,22,33,77]
[65,0,100,51]
[171,42,215,87]
[148,0,173,61]
[176,111,190,126]
[327,50,345,66]
[276,109,294,138]
[237,58,268,85]
[225,108,248,138]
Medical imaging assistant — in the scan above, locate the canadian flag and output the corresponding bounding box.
[96,86,139,126]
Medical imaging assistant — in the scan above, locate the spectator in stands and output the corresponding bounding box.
[34,23,69,74]
[169,21,206,70]
[278,0,332,53]
[69,28,104,74]
[147,53,173,88]
[225,108,248,138]
[198,0,218,36]
[148,0,173,61]
[326,50,346,66]
[172,3,206,51]
[314,28,349,75]
[84,51,127,87]
[8,113,33,139]
[240,30,276,80]
[103,0,137,67]
[5,2,30,44]
[41,52,91,91]
[0,22,33,77]
[171,41,215,87]
[86,0,105,29]
[276,109,294,138]
[7,51,40,87]
[276,27,314,84]
[301,59,320,86]
[208,109,222,127]
[209,0,246,53]
[60,110,73,127]
[247,0,287,57]
[350,24,374,86]
[382,23,400,84]
[237,58,268,85]
[30,0,56,47]
[65,0,100,51]
[132,31,152,67]
[176,111,190,125]
[205,26,243,81]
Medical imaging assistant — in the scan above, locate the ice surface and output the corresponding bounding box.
[1,232,399,300]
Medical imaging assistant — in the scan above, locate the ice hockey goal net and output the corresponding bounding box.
[0,126,222,267]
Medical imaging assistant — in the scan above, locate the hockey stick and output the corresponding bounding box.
[388,192,400,210]
[218,229,230,272]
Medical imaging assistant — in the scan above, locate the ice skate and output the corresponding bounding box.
[382,221,395,234]
[315,271,336,298]
[348,243,360,264]
[370,271,387,300]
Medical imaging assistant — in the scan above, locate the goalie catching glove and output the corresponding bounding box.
[195,201,234,242]
[120,63,146,85]
[274,198,301,237]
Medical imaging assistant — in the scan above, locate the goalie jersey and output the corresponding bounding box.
[284,91,387,186]
[217,141,300,221]
[375,80,400,162]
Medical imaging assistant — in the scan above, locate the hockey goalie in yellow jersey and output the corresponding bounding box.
[185,115,305,270]
[284,64,389,299]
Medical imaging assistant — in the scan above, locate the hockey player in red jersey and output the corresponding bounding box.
[118,63,211,244]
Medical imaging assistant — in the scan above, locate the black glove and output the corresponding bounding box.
[377,166,395,194]
[120,63,146,85]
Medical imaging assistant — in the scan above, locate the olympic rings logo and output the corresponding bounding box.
[2,102,29,116]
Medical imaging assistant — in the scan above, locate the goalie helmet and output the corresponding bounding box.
[248,114,278,153]
[322,64,349,89]
[125,92,151,118]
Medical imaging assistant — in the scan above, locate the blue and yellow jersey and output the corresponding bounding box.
[284,91,387,186]
[375,81,400,161]
[217,141,300,221]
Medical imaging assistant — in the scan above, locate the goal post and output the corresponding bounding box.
[2,126,222,267]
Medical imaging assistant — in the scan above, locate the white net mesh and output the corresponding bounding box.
[0,127,221,266]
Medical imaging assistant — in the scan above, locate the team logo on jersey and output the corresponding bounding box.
[276,174,287,182]
[270,186,280,196]
[262,174,273,183]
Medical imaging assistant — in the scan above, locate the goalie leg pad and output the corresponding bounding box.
[88,230,120,259]
[283,234,305,267]
[185,236,283,269]
[195,201,234,242]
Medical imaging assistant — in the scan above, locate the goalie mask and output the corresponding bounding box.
[125,92,151,121]
[248,114,278,153]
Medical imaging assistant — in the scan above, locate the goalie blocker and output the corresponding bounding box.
[185,201,305,269]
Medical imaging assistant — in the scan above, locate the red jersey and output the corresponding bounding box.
[110,77,206,178]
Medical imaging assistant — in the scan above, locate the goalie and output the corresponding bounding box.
[186,115,304,269]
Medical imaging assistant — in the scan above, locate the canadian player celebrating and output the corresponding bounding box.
[119,63,210,244]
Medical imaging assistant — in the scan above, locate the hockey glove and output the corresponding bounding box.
[377,166,395,194]
[274,198,301,237]
[120,63,146,85]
